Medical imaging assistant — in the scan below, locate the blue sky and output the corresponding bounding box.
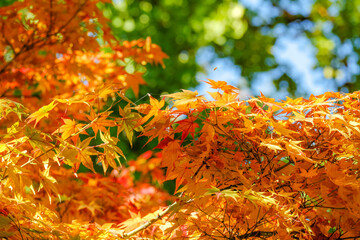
[194,0,338,100]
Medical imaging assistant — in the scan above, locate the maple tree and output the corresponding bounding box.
[1,1,360,240]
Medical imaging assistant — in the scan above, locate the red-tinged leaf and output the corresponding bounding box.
[155,136,174,149]
[175,115,199,141]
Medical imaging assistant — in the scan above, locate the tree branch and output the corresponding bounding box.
[122,201,179,238]
[236,230,277,239]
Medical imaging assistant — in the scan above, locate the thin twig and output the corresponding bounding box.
[122,200,192,238]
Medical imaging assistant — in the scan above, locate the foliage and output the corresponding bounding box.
[1,1,360,240]
[0,0,166,110]
[0,0,171,239]
[125,80,360,239]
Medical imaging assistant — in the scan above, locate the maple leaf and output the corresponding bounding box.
[207,91,239,106]
[161,140,181,173]
[27,101,57,126]
[86,109,115,136]
[140,95,165,124]
[162,89,204,107]
[99,131,125,169]
[38,167,58,199]
[166,160,193,192]
[55,118,86,143]
[75,137,98,172]
[0,99,25,120]
[156,136,175,149]
[285,140,316,163]
[59,147,80,166]
[175,115,199,141]
[124,72,146,97]
[260,140,283,152]
[25,126,53,152]
[118,105,143,147]
[203,79,237,93]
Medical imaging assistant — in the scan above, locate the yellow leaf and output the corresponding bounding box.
[27,101,57,126]
[162,89,204,107]
[140,95,165,124]
[57,118,86,140]
[76,137,97,172]
[60,148,80,165]
[118,105,143,147]
[260,142,283,152]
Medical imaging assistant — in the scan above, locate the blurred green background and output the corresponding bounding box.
[98,0,360,99]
